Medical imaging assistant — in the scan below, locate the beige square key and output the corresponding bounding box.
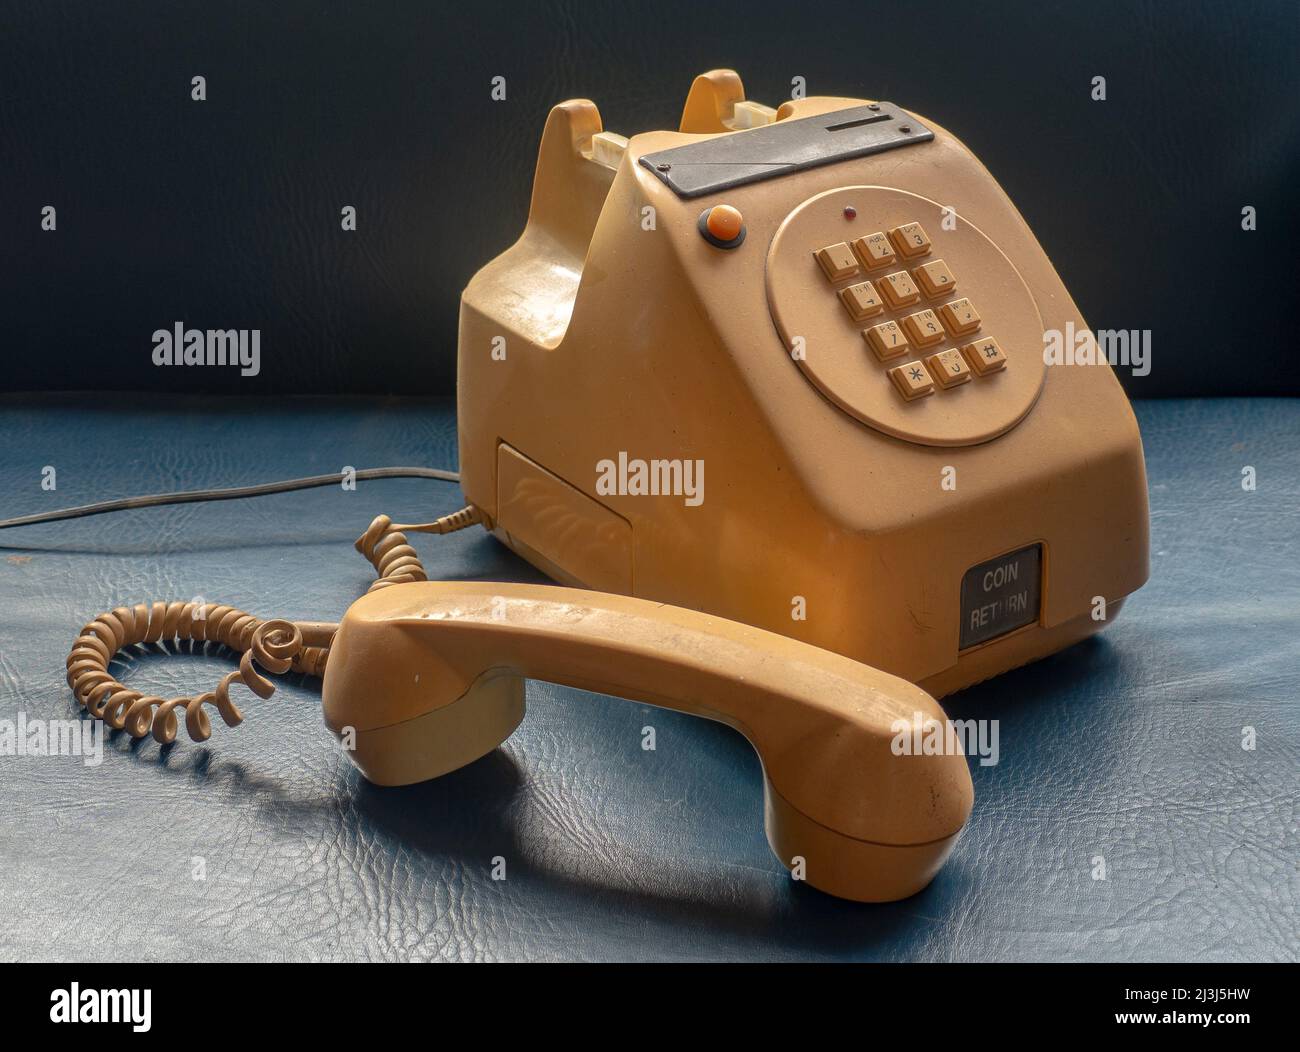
[902,308,945,348]
[889,359,935,401]
[815,242,860,282]
[851,232,896,270]
[939,297,981,336]
[913,258,956,298]
[864,320,909,361]
[961,336,1008,375]
[878,270,920,309]
[889,221,932,259]
[839,280,884,320]
[925,348,972,388]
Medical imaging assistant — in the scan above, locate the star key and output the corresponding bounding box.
[889,359,935,401]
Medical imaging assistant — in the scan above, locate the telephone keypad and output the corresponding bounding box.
[864,320,909,361]
[889,360,935,400]
[902,308,945,348]
[809,217,1008,402]
[774,189,1042,437]
[851,232,896,270]
[815,242,860,282]
[840,280,884,320]
[939,297,981,336]
[879,270,921,309]
[913,258,955,298]
[926,348,972,388]
[961,337,1008,375]
[889,222,932,259]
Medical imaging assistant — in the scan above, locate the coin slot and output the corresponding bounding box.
[825,114,891,133]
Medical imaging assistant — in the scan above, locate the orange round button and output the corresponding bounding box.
[705,205,743,242]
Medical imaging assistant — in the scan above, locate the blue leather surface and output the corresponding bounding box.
[0,394,1295,961]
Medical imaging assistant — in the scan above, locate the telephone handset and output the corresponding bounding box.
[323,582,973,903]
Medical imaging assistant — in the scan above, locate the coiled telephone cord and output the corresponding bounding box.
[36,489,483,745]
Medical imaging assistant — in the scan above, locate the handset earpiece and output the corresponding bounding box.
[322,581,973,903]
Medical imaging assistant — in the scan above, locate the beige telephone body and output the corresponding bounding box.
[457,69,1149,699]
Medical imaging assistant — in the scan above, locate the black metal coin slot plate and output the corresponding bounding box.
[640,103,934,199]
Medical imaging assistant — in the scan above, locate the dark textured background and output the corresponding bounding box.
[2,0,1298,397]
